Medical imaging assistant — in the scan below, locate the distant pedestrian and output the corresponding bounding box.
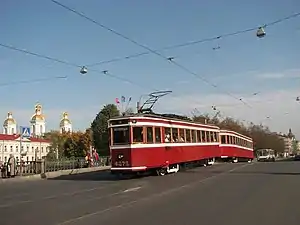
[7,154,16,178]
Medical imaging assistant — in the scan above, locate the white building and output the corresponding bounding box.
[59,112,72,133]
[30,103,46,137]
[0,134,50,163]
[3,112,17,135]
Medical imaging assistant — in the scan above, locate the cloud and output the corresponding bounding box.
[156,89,300,138]
[256,69,300,80]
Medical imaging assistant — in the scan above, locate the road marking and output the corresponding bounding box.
[57,163,252,225]
[123,187,141,193]
[0,184,120,208]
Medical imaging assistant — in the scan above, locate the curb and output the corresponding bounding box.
[0,166,111,184]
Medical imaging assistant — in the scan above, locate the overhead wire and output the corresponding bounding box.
[82,12,300,67]
[0,43,155,91]
[0,43,80,68]
[50,0,257,108]
[0,76,67,87]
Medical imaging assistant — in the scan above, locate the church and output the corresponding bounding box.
[0,103,73,163]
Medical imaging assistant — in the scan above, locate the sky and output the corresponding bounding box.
[1,0,300,137]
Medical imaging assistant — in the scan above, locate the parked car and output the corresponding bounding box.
[294,154,300,161]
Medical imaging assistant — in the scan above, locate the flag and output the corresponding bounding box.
[115,98,120,104]
[121,96,126,102]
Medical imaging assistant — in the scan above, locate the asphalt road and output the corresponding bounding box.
[0,160,299,225]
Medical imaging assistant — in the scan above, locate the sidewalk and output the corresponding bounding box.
[0,166,111,184]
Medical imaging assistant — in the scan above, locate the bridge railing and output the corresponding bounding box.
[0,156,111,178]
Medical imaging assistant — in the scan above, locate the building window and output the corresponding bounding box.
[16,146,18,152]
[12,128,15,134]
[5,156,7,162]
[4,146,7,152]
[4,128,7,134]
[27,146,29,152]
[41,147,44,153]
[40,125,43,133]
[10,146,13,152]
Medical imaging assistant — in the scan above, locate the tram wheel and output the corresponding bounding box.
[156,168,167,176]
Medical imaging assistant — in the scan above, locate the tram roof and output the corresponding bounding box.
[219,129,253,141]
[109,113,219,129]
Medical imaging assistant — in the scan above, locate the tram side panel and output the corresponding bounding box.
[219,145,254,160]
[163,144,220,165]
[129,144,221,170]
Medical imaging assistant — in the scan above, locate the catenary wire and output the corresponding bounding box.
[50,0,256,108]
[0,43,156,91]
[0,76,67,87]
[81,12,300,67]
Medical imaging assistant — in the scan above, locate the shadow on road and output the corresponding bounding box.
[46,169,151,182]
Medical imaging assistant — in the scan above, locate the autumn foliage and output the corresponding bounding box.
[44,129,92,160]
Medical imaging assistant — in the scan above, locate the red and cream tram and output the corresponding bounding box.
[109,114,254,176]
[219,130,254,163]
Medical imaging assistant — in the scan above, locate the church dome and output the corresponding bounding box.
[30,103,45,123]
[31,114,45,122]
[3,112,16,126]
[59,112,71,127]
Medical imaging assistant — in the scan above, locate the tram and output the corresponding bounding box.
[109,91,254,176]
[109,114,254,176]
[219,130,254,163]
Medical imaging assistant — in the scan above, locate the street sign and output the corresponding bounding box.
[21,126,31,138]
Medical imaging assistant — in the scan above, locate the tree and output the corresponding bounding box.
[44,131,68,160]
[91,104,120,156]
[292,140,298,154]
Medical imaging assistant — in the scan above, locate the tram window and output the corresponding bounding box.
[206,131,210,142]
[172,128,179,142]
[201,130,206,142]
[191,130,197,143]
[227,136,231,144]
[221,135,226,144]
[164,127,171,142]
[112,126,129,145]
[133,127,144,143]
[185,129,191,142]
[146,127,154,143]
[211,132,216,142]
[197,130,201,142]
[179,129,185,142]
[154,127,161,143]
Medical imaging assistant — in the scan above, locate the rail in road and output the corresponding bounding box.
[0,161,299,225]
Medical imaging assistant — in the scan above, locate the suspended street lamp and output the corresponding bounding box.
[80,66,88,74]
[256,27,266,38]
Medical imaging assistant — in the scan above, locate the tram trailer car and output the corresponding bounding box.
[109,114,253,176]
[219,130,254,163]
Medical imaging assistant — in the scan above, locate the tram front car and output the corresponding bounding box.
[108,117,143,175]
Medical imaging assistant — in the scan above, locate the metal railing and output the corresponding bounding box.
[1,156,110,178]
